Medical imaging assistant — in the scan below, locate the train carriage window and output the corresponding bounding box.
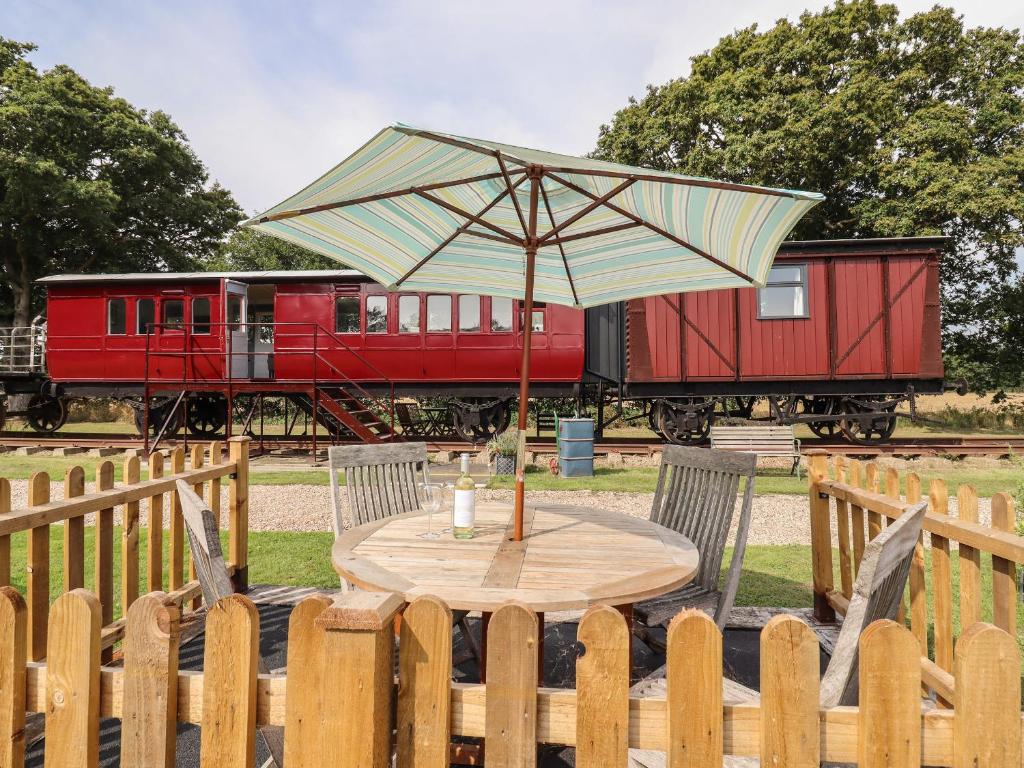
[107,298,126,335]
[366,295,388,333]
[162,299,184,330]
[757,264,808,319]
[226,295,243,330]
[458,295,481,332]
[136,298,155,334]
[426,295,451,332]
[519,302,546,333]
[491,297,513,332]
[192,297,211,334]
[335,296,360,333]
[399,295,420,333]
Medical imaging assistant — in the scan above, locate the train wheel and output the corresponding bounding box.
[134,398,184,438]
[655,398,713,445]
[804,396,842,439]
[451,398,512,443]
[187,395,228,437]
[646,402,666,439]
[27,394,67,433]
[840,399,898,445]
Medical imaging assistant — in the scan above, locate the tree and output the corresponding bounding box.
[594,1,1024,391]
[208,228,339,272]
[0,37,242,326]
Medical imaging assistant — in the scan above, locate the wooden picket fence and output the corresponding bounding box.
[0,587,1020,767]
[0,437,250,663]
[807,451,1022,706]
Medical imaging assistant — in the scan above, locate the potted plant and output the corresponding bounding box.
[488,429,519,476]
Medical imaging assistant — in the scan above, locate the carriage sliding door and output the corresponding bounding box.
[224,280,250,379]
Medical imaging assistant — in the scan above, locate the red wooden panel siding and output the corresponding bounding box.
[737,261,829,378]
[833,258,886,377]
[887,257,928,376]
[627,295,682,382]
[683,290,736,379]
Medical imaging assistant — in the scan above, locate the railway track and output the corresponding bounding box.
[1,431,1022,458]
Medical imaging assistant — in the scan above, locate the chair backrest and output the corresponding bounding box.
[327,442,430,535]
[819,500,928,707]
[175,480,234,606]
[649,444,757,595]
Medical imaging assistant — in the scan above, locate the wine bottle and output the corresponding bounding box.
[452,452,475,539]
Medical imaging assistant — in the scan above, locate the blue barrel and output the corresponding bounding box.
[558,418,594,477]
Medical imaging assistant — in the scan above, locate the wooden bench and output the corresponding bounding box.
[709,424,802,477]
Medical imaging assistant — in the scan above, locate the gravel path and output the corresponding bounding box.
[7,481,994,546]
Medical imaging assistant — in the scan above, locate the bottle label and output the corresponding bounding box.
[453,489,475,528]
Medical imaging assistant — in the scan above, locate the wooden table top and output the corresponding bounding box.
[331,502,699,612]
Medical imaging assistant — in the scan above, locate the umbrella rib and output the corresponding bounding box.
[545,172,756,284]
[395,184,520,286]
[539,182,580,306]
[253,171,516,223]
[498,155,529,237]
[462,228,520,244]
[415,190,524,245]
[538,178,635,244]
[539,165,803,199]
[545,221,643,246]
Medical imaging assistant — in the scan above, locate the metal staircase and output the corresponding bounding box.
[288,386,395,443]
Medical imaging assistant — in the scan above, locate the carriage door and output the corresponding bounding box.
[224,280,251,379]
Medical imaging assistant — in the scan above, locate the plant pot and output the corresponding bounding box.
[494,454,516,476]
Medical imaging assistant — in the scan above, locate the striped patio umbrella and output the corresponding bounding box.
[246,124,824,540]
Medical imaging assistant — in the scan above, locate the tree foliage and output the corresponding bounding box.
[594,1,1024,391]
[0,36,242,326]
[209,228,339,272]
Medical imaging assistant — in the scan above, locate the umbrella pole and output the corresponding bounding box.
[513,169,542,542]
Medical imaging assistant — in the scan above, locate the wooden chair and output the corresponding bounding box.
[326,443,482,663]
[327,442,430,536]
[628,500,929,768]
[176,479,284,768]
[633,444,757,633]
[395,402,426,437]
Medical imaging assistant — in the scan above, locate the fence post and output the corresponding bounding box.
[228,437,250,592]
[833,457,853,599]
[485,601,539,768]
[929,478,954,678]
[905,473,928,654]
[807,452,835,622]
[0,478,9,587]
[284,594,333,767]
[208,440,223,528]
[26,472,50,662]
[148,452,164,593]
[991,493,1017,636]
[576,604,629,768]
[200,594,260,768]
[847,460,866,568]
[957,485,981,629]
[169,448,185,592]
[122,456,141,614]
[95,461,115,663]
[0,588,26,768]
[953,623,1021,767]
[63,466,85,591]
[760,615,820,767]
[120,593,180,768]
[397,595,453,768]
[189,445,205,611]
[44,590,101,768]
[858,619,921,768]
[314,591,403,768]
[666,610,722,768]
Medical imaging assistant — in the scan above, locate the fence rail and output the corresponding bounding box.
[0,437,249,663]
[808,450,1022,706]
[0,588,1020,767]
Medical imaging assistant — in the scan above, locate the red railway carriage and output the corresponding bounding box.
[0,236,949,446]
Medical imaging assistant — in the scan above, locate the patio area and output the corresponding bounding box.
[0,437,1020,767]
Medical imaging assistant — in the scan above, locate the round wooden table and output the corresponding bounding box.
[331,501,699,613]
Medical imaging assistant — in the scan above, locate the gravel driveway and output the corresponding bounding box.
[7,480,993,546]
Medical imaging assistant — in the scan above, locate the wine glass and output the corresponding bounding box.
[418,483,443,540]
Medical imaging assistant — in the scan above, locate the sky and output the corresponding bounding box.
[6,0,1024,216]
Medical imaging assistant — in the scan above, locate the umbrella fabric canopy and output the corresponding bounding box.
[246,124,824,539]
